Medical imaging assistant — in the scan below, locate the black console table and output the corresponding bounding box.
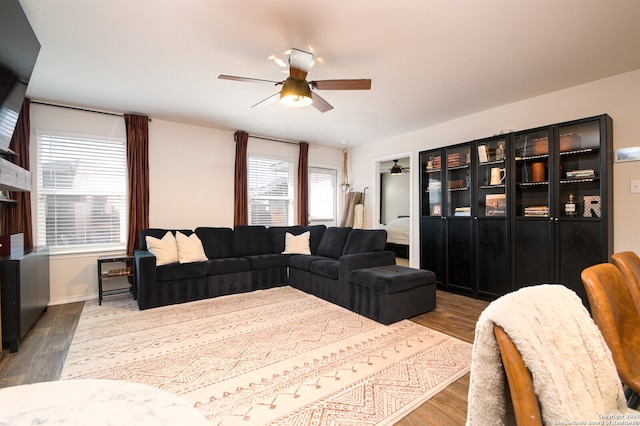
[97,255,134,305]
[0,247,50,352]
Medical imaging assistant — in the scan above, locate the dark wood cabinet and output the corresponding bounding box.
[0,247,50,352]
[420,114,612,305]
[419,144,475,294]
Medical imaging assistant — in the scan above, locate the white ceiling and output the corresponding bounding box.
[18,0,640,148]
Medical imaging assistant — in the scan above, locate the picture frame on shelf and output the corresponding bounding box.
[485,194,506,216]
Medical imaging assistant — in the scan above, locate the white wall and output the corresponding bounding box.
[349,69,640,267]
[28,105,343,304]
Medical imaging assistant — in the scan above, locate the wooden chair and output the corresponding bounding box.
[493,324,542,426]
[581,263,640,402]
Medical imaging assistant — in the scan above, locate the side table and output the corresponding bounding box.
[97,255,135,305]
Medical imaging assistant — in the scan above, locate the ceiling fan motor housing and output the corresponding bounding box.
[280,77,313,107]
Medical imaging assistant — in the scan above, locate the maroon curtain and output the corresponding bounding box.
[297,142,309,226]
[1,98,33,246]
[234,131,249,226]
[125,114,149,255]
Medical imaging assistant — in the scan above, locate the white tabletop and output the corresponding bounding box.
[0,379,209,425]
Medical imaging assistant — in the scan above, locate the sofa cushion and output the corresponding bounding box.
[234,226,272,256]
[306,225,327,254]
[194,227,235,259]
[156,261,208,282]
[289,254,332,271]
[342,229,388,255]
[176,231,208,263]
[268,226,307,254]
[140,228,192,251]
[145,231,179,266]
[205,258,250,276]
[244,254,290,270]
[310,259,339,280]
[316,227,352,259]
[348,265,436,294]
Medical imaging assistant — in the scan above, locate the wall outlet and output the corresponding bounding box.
[631,180,640,194]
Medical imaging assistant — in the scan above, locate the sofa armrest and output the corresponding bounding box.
[135,249,157,310]
[338,251,396,283]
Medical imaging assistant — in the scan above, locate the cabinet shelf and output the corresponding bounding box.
[479,184,506,190]
[559,147,599,156]
[448,164,470,171]
[515,154,549,162]
[448,187,469,192]
[478,159,506,167]
[560,177,599,184]
[518,181,549,187]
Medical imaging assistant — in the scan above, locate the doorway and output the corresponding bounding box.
[377,156,411,265]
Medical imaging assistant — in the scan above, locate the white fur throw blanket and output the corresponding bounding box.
[466,284,635,425]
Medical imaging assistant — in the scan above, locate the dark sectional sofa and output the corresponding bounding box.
[134,225,396,311]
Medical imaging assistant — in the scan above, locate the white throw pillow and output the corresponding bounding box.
[176,231,208,263]
[145,232,179,266]
[282,231,311,255]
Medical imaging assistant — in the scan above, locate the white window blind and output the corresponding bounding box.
[248,156,294,226]
[37,132,127,253]
[309,167,337,221]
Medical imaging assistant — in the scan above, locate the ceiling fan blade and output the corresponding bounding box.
[251,92,281,108]
[218,74,280,85]
[289,48,313,80]
[311,79,371,90]
[311,92,333,113]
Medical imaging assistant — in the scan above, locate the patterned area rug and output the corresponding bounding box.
[61,286,471,425]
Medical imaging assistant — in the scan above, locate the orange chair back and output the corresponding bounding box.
[493,324,542,426]
[581,263,640,394]
[612,251,640,289]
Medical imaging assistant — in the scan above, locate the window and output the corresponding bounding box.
[309,167,337,225]
[37,132,127,253]
[248,156,294,226]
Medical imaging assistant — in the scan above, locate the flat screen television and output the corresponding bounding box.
[0,0,41,153]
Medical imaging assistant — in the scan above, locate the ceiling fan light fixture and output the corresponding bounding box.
[280,78,313,107]
[390,160,403,175]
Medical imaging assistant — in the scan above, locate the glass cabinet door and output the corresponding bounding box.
[556,120,601,219]
[422,149,443,217]
[476,137,507,217]
[514,128,551,218]
[446,144,471,217]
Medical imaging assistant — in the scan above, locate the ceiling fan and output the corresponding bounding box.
[386,159,410,175]
[218,48,371,113]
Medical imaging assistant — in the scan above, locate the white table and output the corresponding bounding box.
[0,379,210,425]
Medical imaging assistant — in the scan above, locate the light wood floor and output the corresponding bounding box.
[0,290,489,424]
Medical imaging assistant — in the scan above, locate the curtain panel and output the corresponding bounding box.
[297,142,309,226]
[234,131,249,226]
[125,114,149,255]
[1,98,33,246]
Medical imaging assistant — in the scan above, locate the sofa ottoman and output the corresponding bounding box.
[347,265,436,325]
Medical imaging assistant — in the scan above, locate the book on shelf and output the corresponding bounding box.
[477,145,489,162]
[566,169,595,179]
[524,206,549,217]
[453,206,471,216]
[447,153,465,168]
